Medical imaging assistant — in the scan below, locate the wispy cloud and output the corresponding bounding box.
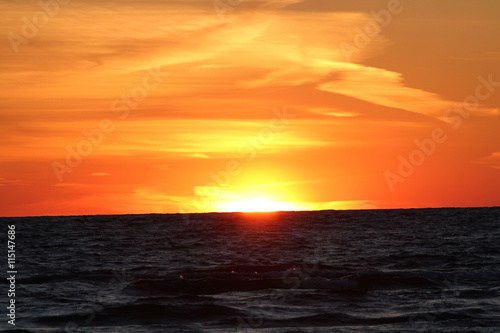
[473,152,500,169]
[317,63,450,117]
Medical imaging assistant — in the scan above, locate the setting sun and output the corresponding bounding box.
[215,198,303,213]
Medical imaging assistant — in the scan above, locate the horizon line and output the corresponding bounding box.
[1,205,499,219]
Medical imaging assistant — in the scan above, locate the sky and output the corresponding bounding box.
[1,0,499,217]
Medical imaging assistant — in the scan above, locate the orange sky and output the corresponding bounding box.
[1,0,499,217]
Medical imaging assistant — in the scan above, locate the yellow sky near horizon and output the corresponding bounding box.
[1,0,499,216]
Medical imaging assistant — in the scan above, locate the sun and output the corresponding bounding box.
[215,197,303,213]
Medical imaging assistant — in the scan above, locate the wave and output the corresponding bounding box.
[11,269,122,285]
[235,307,492,328]
[36,303,244,326]
[124,264,500,295]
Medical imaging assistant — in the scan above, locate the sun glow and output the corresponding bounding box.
[215,198,303,213]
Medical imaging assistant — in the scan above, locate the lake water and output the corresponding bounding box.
[2,207,499,332]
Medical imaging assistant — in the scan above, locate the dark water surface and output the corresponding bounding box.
[1,207,499,332]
